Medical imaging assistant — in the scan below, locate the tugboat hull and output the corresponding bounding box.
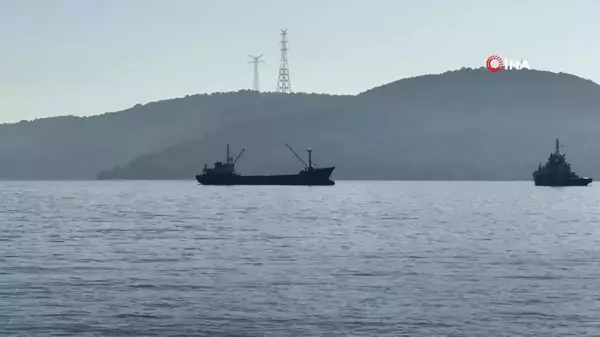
[533,175,592,187]
[196,167,335,186]
[532,138,592,187]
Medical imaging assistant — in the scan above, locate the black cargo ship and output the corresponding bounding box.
[196,143,335,186]
[532,138,592,186]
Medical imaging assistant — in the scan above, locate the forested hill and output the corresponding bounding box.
[0,91,346,179]
[97,68,600,181]
[2,67,600,180]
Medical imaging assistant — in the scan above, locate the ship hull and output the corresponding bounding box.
[533,175,592,187]
[196,167,335,186]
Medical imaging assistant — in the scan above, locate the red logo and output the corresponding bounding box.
[486,55,503,72]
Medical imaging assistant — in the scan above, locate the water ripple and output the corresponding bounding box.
[1,181,600,336]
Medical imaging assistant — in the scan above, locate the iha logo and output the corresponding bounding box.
[486,55,530,72]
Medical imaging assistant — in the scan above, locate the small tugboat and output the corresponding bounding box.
[532,138,592,186]
[196,143,335,186]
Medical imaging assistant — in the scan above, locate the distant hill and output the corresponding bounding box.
[97,68,600,181]
[0,91,345,179]
[3,67,600,181]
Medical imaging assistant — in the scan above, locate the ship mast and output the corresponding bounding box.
[555,138,560,155]
[307,148,313,170]
[226,144,232,164]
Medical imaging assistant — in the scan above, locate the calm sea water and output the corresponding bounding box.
[2,181,600,336]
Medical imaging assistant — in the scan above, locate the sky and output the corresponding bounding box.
[1,0,599,123]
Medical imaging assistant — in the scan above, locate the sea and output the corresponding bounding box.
[1,181,600,336]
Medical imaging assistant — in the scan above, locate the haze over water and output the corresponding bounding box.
[2,181,600,336]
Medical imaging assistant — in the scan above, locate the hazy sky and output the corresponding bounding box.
[1,0,599,123]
